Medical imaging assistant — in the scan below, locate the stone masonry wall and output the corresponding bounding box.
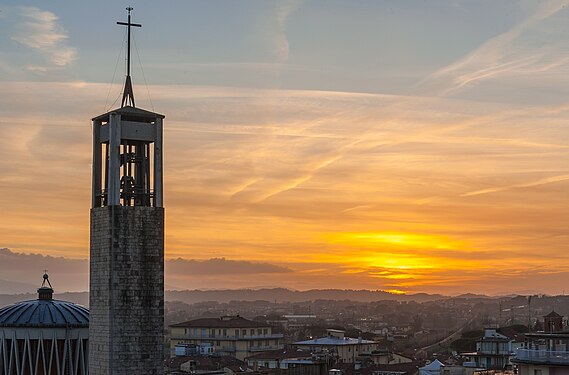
[89,206,164,375]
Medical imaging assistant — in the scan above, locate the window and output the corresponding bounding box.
[534,370,542,375]
[263,328,268,335]
[223,329,227,336]
[242,329,247,337]
[235,330,239,337]
[250,329,254,336]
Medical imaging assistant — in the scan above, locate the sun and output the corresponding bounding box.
[324,231,469,271]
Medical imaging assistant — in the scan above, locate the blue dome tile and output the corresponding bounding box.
[0,299,89,328]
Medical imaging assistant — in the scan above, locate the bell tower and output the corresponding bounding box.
[89,8,164,375]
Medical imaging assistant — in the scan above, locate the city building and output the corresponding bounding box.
[0,274,89,375]
[419,359,445,375]
[165,355,248,375]
[330,360,423,375]
[358,350,413,365]
[461,328,520,369]
[294,329,379,364]
[513,311,569,375]
[170,315,284,360]
[245,348,326,370]
[89,8,165,375]
[283,315,319,330]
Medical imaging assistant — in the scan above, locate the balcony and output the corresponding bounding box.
[515,348,569,365]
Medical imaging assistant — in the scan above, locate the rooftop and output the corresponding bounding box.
[246,349,313,361]
[294,337,376,346]
[545,311,563,318]
[92,105,165,122]
[0,274,88,328]
[171,315,271,329]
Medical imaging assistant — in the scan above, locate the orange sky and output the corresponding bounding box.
[0,82,568,295]
[0,1,568,295]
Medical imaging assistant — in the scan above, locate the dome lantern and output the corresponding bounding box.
[37,271,54,300]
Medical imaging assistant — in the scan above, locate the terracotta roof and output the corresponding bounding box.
[171,316,270,329]
[165,355,246,371]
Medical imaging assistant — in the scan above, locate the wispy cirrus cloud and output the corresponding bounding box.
[273,0,302,63]
[418,0,569,97]
[462,173,569,197]
[1,81,568,295]
[11,6,77,72]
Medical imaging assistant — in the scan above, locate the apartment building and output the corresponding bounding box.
[170,315,284,360]
[513,311,569,375]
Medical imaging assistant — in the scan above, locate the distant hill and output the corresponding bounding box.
[164,288,447,304]
[0,288,448,308]
[0,279,37,294]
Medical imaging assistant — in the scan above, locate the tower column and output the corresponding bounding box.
[89,8,165,375]
[92,120,102,208]
[108,113,121,206]
[154,117,163,208]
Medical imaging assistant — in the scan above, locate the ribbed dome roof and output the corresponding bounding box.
[0,299,89,328]
[0,273,88,328]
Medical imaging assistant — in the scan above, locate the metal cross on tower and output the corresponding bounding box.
[117,7,142,108]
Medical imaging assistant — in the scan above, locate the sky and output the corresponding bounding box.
[0,0,568,296]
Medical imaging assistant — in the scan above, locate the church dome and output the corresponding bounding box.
[0,273,88,328]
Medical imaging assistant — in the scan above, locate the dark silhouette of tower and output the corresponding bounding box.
[89,8,164,375]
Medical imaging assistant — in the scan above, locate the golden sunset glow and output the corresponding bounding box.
[384,289,407,295]
[1,1,568,296]
[327,232,467,252]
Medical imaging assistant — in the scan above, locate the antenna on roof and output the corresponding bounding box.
[117,7,142,107]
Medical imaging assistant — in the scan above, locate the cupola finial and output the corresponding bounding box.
[38,271,54,300]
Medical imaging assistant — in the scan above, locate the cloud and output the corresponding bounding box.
[1,81,568,295]
[0,247,293,293]
[462,174,569,197]
[273,0,302,63]
[166,257,292,276]
[11,6,77,71]
[0,248,87,292]
[418,0,569,97]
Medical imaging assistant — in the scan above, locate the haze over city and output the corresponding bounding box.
[1,0,568,295]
